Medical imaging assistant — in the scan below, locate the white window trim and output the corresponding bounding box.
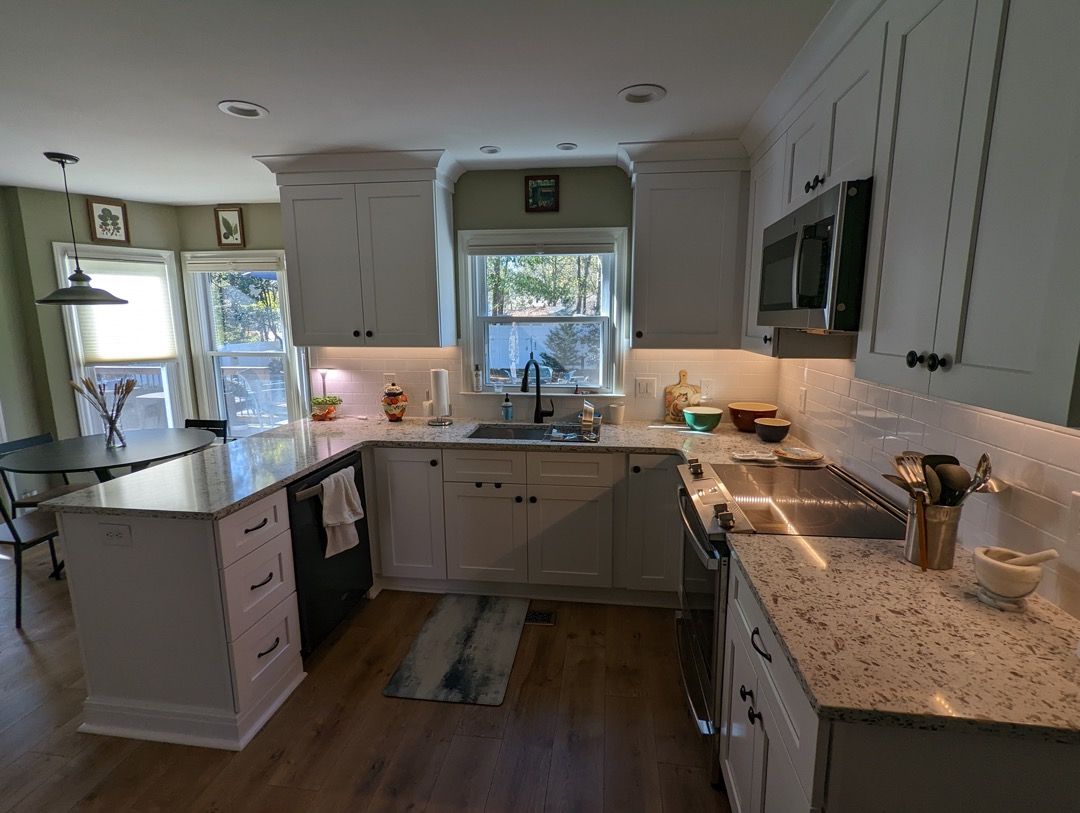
[180,249,307,428]
[457,227,629,394]
[53,242,195,434]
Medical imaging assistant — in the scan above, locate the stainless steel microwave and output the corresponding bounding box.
[757,178,872,332]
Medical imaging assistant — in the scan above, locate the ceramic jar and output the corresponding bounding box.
[381,382,408,422]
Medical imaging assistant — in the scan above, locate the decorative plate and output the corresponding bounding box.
[774,445,824,462]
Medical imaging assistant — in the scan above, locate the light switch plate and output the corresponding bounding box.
[635,376,657,398]
[383,372,396,386]
[101,523,132,546]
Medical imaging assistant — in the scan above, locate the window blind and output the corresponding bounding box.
[73,258,178,362]
[465,242,615,256]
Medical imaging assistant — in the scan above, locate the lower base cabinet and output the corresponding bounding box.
[374,448,446,579]
[526,484,613,587]
[444,481,528,582]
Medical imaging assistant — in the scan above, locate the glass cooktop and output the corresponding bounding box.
[710,464,906,539]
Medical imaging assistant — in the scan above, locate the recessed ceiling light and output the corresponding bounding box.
[479,145,501,154]
[618,84,667,104]
[217,100,269,119]
[555,142,578,151]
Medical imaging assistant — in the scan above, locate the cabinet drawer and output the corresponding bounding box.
[443,449,526,484]
[730,562,819,796]
[526,452,615,487]
[221,530,297,641]
[230,592,301,713]
[217,490,289,568]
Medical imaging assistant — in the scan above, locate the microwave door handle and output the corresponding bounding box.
[790,227,806,309]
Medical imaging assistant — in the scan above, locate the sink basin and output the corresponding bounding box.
[467,424,598,443]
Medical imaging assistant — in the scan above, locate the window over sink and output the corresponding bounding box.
[459,228,628,393]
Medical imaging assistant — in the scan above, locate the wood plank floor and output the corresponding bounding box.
[0,544,729,812]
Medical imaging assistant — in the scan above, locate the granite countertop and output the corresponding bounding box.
[729,533,1080,742]
[43,416,788,520]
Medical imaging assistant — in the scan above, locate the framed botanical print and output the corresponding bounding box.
[86,197,130,244]
[214,205,245,248]
[524,175,559,213]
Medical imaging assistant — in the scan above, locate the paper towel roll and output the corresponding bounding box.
[430,369,451,417]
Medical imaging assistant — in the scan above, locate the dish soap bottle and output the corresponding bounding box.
[472,364,483,392]
[501,394,514,421]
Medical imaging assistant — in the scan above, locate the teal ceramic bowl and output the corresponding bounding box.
[682,406,723,432]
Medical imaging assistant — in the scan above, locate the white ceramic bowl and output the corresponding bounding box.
[973,546,1043,599]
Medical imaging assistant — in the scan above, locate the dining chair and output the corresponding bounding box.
[0,497,61,628]
[0,434,85,514]
[184,418,230,442]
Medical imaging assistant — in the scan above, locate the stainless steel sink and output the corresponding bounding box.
[466,424,599,443]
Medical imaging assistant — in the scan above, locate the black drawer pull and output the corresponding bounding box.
[748,706,763,726]
[475,482,483,488]
[257,636,280,658]
[739,684,754,704]
[750,627,773,662]
[250,572,274,591]
[353,330,361,338]
[515,496,523,503]
[243,517,269,534]
[634,330,643,339]
[366,330,374,338]
[529,496,537,503]
[494,482,502,489]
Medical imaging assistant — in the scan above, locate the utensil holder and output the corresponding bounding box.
[904,501,961,570]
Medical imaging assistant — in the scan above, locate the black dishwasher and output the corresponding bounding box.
[286,451,373,656]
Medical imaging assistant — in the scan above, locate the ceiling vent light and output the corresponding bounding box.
[555,142,578,151]
[479,145,501,154]
[217,100,269,119]
[618,84,667,104]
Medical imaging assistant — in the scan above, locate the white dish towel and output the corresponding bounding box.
[320,466,365,558]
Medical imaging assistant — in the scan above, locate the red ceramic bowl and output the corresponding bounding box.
[727,402,778,432]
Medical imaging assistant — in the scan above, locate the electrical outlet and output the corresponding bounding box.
[798,386,808,414]
[101,523,132,546]
[635,376,657,398]
[701,378,716,401]
[383,372,396,386]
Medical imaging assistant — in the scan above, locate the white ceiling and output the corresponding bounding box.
[0,0,832,204]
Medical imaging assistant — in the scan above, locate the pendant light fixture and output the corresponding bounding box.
[36,152,127,305]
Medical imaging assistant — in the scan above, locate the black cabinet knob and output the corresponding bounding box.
[739,684,754,704]
[494,482,502,489]
[515,495,523,503]
[926,352,950,372]
[747,707,763,726]
[529,496,537,503]
[804,180,812,194]
[430,459,438,467]
[632,465,642,474]
[353,330,361,338]
[634,330,643,339]
[763,334,772,345]
[905,350,927,369]
[475,482,483,488]
[365,330,374,338]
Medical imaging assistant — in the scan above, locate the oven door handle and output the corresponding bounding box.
[679,489,719,571]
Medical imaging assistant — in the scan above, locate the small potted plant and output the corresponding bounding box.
[311,394,343,421]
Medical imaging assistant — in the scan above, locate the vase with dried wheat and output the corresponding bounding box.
[70,377,136,449]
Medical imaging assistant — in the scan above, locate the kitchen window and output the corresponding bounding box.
[459,228,628,392]
[54,244,194,435]
[181,251,306,437]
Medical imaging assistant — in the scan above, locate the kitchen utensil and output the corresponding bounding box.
[664,370,701,423]
[922,453,959,471]
[960,453,992,504]
[974,476,1008,495]
[753,417,791,442]
[682,405,723,432]
[924,464,943,504]
[883,473,914,494]
[974,546,1044,610]
[1001,549,1059,567]
[727,402,778,432]
[894,453,930,570]
[903,502,961,569]
[935,463,972,506]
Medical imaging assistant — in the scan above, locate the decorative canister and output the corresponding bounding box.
[381,381,408,422]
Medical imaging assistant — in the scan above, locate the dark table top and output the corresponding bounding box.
[0,428,216,475]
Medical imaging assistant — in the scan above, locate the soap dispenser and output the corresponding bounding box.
[501,393,514,421]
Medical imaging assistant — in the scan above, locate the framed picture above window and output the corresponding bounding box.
[86,197,130,244]
[214,205,246,248]
[524,175,559,213]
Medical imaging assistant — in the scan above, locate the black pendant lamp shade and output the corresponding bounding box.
[36,152,127,305]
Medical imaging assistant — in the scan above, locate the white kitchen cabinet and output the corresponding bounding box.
[373,448,446,579]
[629,171,747,349]
[758,675,811,813]
[720,624,763,813]
[782,99,827,213]
[444,481,528,583]
[526,484,613,588]
[742,137,786,352]
[617,454,681,592]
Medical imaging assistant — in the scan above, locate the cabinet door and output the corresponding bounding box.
[373,448,446,579]
[720,626,762,813]
[618,455,680,592]
[630,171,747,349]
[758,675,812,813]
[742,138,786,352]
[444,482,528,582]
[355,181,440,347]
[855,0,984,391]
[526,485,613,587]
[279,184,366,347]
[930,0,1080,425]
[782,100,827,213]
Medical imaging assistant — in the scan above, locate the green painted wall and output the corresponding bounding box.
[176,203,283,251]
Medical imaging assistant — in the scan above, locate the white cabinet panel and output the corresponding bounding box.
[720,623,763,813]
[630,171,747,349]
[444,482,528,582]
[526,484,613,587]
[373,448,446,579]
[526,451,615,488]
[783,101,827,212]
[618,454,680,592]
[279,184,366,347]
[221,530,296,641]
[229,592,302,713]
[759,676,812,813]
[442,449,526,484]
[742,138,786,352]
[217,489,289,568]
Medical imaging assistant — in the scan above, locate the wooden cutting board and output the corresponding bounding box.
[663,369,701,423]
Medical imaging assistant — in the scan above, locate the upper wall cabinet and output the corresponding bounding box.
[259,151,456,348]
[857,0,1080,425]
[621,142,749,349]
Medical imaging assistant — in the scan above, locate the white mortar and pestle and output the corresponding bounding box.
[973,547,1059,611]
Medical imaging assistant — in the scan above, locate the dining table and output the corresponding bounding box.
[0,428,217,483]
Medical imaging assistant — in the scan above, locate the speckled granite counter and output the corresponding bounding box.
[729,533,1080,742]
[43,416,787,520]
